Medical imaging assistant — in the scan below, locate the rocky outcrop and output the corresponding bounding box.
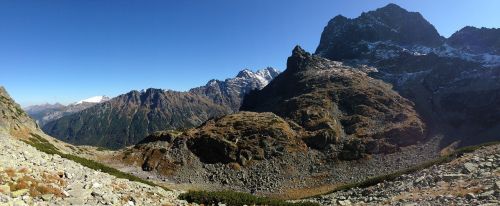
[242,46,426,159]
[185,112,305,165]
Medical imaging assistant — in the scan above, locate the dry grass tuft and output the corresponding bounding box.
[4,168,16,177]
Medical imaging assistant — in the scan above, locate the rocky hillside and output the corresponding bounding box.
[306,143,500,205]
[25,98,109,127]
[0,86,40,139]
[315,3,500,146]
[0,132,188,206]
[242,46,425,159]
[114,47,439,198]
[43,68,279,149]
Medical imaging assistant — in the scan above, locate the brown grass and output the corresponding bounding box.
[4,168,16,177]
[227,163,241,171]
[41,172,67,187]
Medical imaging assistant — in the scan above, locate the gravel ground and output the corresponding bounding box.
[0,132,192,206]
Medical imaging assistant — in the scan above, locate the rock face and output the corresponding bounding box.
[241,46,425,159]
[43,68,279,149]
[0,86,40,138]
[315,3,500,146]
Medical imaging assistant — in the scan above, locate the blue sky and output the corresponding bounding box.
[0,0,498,107]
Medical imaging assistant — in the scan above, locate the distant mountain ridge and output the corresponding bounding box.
[25,96,110,126]
[190,67,279,112]
[43,68,279,149]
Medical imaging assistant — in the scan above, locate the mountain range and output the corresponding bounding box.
[25,96,110,126]
[0,3,499,204]
[42,68,279,149]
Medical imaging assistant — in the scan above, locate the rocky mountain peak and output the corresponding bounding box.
[315,3,443,60]
[374,3,406,13]
[447,26,500,55]
[287,46,314,73]
[236,69,254,78]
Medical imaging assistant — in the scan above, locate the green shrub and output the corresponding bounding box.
[179,190,319,206]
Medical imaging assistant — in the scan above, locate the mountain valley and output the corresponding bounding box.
[0,3,499,206]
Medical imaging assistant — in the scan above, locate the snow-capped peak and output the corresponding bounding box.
[75,96,110,105]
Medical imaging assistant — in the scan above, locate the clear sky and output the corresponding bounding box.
[1,0,498,107]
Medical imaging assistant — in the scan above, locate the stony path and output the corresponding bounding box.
[306,144,500,205]
[0,133,191,206]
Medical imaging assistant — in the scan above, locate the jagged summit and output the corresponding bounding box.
[315,3,500,67]
[315,3,443,60]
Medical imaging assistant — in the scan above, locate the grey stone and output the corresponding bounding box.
[41,194,54,201]
[338,199,352,205]
[463,163,478,174]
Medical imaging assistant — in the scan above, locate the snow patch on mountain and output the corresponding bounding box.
[362,41,500,67]
[75,96,110,105]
